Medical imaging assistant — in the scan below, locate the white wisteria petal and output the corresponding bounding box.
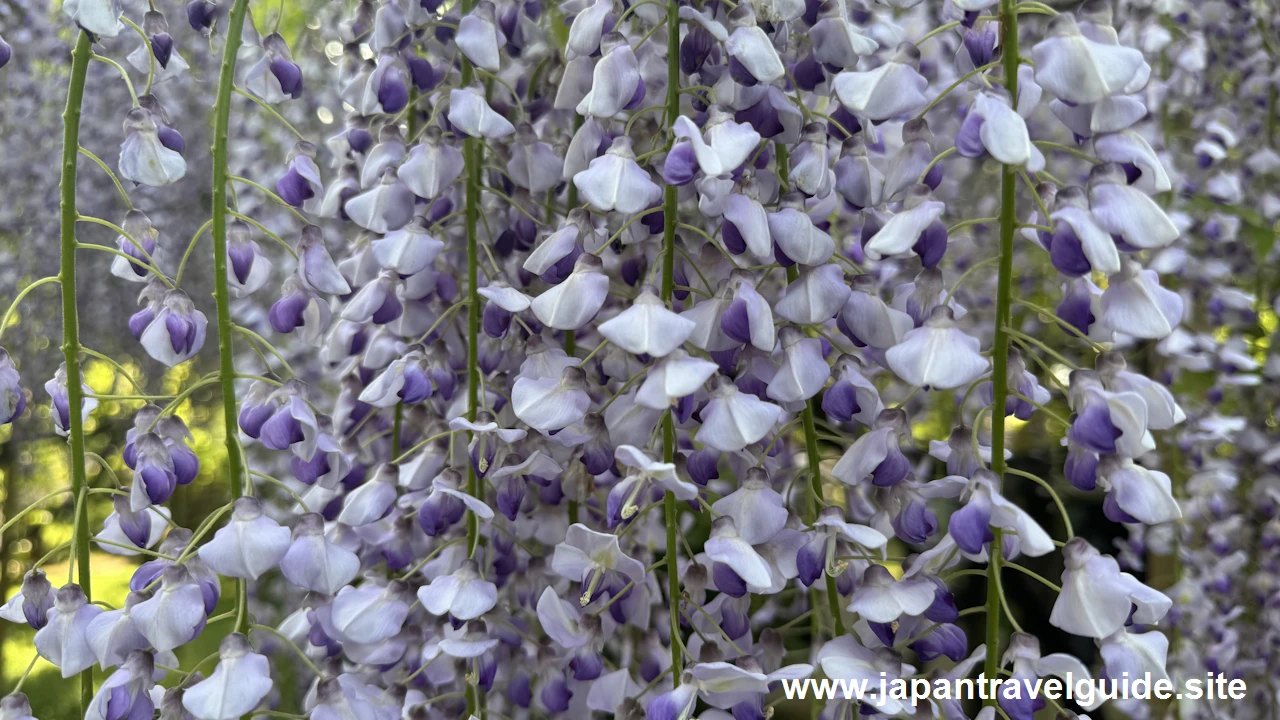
[695,378,783,452]
[733,278,776,352]
[524,223,579,275]
[512,368,592,432]
[344,172,416,233]
[973,92,1044,171]
[1051,539,1168,639]
[531,255,610,330]
[399,135,465,200]
[775,264,851,324]
[455,7,502,71]
[119,111,187,187]
[1031,15,1148,104]
[846,565,935,623]
[712,471,788,545]
[34,586,102,677]
[280,514,361,595]
[576,39,641,118]
[573,137,661,214]
[672,111,762,177]
[598,286,696,357]
[1099,458,1183,525]
[477,284,533,313]
[417,560,497,620]
[197,497,291,580]
[1052,200,1121,275]
[833,45,928,121]
[985,483,1056,557]
[566,0,612,59]
[64,0,122,37]
[704,518,773,588]
[181,635,273,720]
[636,351,719,409]
[535,586,592,648]
[724,193,773,259]
[766,330,830,403]
[885,308,989,389]
[331,583,411,642]
[1101,261,1184,339]
[726,26,785,84]
[768,206,834,265]
[448,86,516,139]
[865,197,945,261]
[810,10,878,69]
[1089,167,1179,249]
[130,570,204,652]
[842,280,914,349]
[371,221,445,276]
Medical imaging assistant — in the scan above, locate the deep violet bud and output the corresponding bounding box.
[792,55,825,91]
[136,95,185,154]
[245,33,302,103]
[963,24,998,67]
[540,673,573,712]
[681,24,716,75]
[685,448,720,485]
[662,142,699,186]
[910,623,968,662]
[149,30,174,68]
[186,0,218,33]
[277,141,322,208]
[0,35,10,70]
[405,52,436,91]
[236,381,276,438]
[377,56,410,113]
[263,34,304,99]
[18,570,54,629]
[892,495,936,544]
[713,563,748,597]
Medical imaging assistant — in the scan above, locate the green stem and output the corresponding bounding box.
[0,488,72,536]
[212,0,252,640]
[77,147,132,209]
[984,0,1019,704]
[915,61,1002,120]
[392,404,403,458]
[0,276,61,342]
[175,220,213,285]
[809,406,845,636]
[661,0,683,687]
[567,114,584,210]
[459,20,483,720]
[60,29,96,717]
[918,146,956,184]
[232,88,306,140]
[775,142,789,194]
[788,264,845,638]
[1004,468,1074,540]
[464,137,483,559]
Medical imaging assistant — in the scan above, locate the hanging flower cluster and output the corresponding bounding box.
[1,0,1277,718]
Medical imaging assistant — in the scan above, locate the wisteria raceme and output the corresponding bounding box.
[0,0,1277,718]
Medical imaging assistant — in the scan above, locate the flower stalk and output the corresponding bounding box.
[983,0,1020,701]
[662,0,683,685]
[59,28,96,715]
[802,335,847,638]
[460,2,482,716]
[211,0,253,637]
